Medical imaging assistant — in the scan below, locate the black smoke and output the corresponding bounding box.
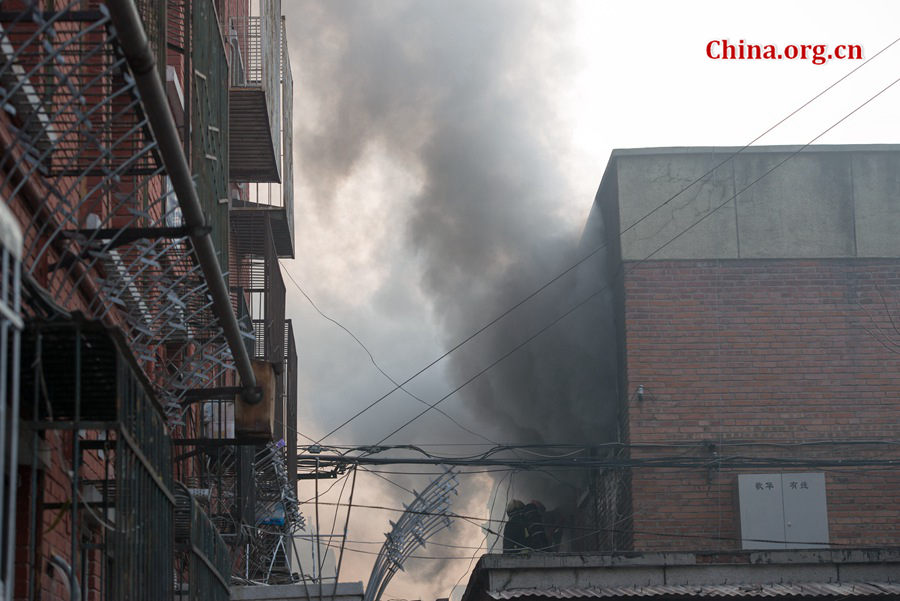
[284,0,617,594]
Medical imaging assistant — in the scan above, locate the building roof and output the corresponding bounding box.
[486,582,900,599]
[231,581,365,601]
[461,550,900,601]
[589,143,900,261]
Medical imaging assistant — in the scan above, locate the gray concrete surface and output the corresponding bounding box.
[231,581,364,601]
[461,549,900,601]
[597,145,900,261]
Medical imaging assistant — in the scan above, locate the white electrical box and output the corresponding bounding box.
[737,473,829,550]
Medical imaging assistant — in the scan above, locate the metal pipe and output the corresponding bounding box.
[103,2,260,401]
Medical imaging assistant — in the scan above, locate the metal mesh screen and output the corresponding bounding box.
[0,202,22,601]
[174,484,231,601]
[191,0,230,273]
[0,3,235,424]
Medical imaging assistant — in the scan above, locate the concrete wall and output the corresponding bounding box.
[606,145,900,261]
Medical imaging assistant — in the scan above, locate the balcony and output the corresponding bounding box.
[231,215,285,365]
[227,10,286,183]
[228,14,294,258]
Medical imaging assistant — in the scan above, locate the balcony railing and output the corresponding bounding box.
[278,320,298,456]
[0,203,22,601]
[231,214,285,364]
[227,9,283,183]
[229,15,294,258]
[191,0,231,273]
[174,483,231,601]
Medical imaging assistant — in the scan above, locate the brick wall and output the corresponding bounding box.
[622,258,900,551]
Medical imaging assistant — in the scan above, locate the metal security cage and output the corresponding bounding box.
[0,2,237,425]
[174,483,231,601]
[21,318,174,601]
[0,198,22,601]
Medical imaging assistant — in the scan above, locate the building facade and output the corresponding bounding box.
[581,145,900,553]
[0,1,299,599]
[462,145,900,601]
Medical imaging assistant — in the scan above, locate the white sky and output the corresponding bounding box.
[282,2,900,599]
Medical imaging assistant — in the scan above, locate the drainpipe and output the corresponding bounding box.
[104,2,260,403]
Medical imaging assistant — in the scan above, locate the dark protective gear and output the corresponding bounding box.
[523,501,549,551]
[502,500,528,553]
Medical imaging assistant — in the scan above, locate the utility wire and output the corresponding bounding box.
[281,263,499,446]
[312,35,900,445]
[367,73,900,446]
[312,439,900,452]
[326,440,900,459]
[298,451,900,469]
[450,469,512,595]
[307,500,874,553]
[331,466,357,601]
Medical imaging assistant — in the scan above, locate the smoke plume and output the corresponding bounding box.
[284,0,617,597]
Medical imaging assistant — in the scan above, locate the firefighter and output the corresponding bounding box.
[502,499,528,553]
[523,500,549,551]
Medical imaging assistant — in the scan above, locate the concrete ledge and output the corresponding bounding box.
[598,145,900,261]
[470,550,900,599]
[231,581,364,601]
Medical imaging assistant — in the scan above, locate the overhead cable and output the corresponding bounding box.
[311,35,900,445]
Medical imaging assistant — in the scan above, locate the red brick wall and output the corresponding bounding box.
[623,259,900,551]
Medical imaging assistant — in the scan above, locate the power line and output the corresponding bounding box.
[281,264,499,445]
[327,440,900,459]
[296,441,900,480]
[313,439,900,453]
[310,35,900,446]
[298,452,900,470]
[366,72,900,446]
[298,468,353,505]
[305,500,881,553]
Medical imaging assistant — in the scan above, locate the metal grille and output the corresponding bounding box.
[23,320,175,601]
[111,355,176,601]
[280,16,294,252]
[135,0,167,81]
[231,213,284,363]
[0,201,22,601]
[237,14,294,258]
[281,319,297,474]
[175,484,231,601]
[0,2,236,424]
[227,8,280,163]
[191,0,230,272]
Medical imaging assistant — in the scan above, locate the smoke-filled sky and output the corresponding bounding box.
[279,1,900,599]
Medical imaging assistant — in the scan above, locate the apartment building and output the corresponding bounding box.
[0,1,298,599]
